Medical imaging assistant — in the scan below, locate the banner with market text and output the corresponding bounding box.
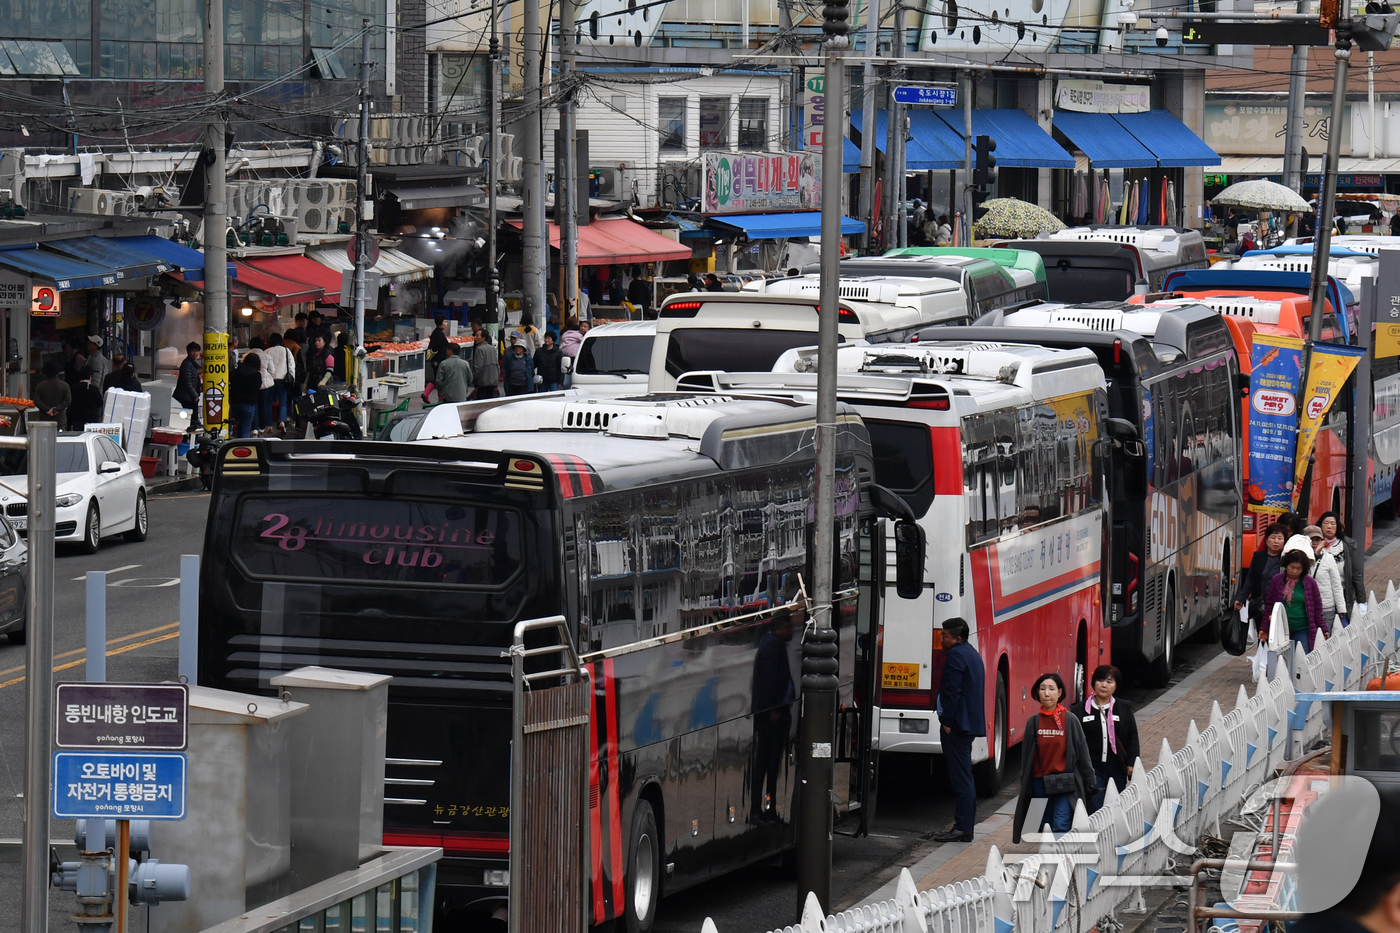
[1291,343,1366,508]
[1248,334,1305,517]
[703,151,818,214]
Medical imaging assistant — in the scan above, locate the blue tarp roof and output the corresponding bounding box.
[706,212,866,239]
[934,108,1075,169]
[794,130,863,173]
[1052,110,1158,168]
[850,109,964,170]
[0,244,117,290]
[44,236,171,282]
[117,235,215,279]
[1113,111,1221,167]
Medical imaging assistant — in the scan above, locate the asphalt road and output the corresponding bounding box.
[0,490,209,932]
[0,490,1228,933]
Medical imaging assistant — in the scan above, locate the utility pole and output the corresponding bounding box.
[521,0,545,329]
[797,0,846,918]
[354,18,372,415]
[858,0,876,249]
[559,0,578,322]
[1307,29,1350,342]
[18,423,56,933]
[202,0,228,432]
[1282,0,1308,236]
[487,0,500,323]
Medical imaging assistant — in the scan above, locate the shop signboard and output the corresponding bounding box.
[1054,80,1150,114]
[202,331,228,428]
[0,270,28,308]
[1248,334,1305,517]
[31,284,58,316]
[703,151,818,214]
[803,72,825,152]
[1205,102,1351,156]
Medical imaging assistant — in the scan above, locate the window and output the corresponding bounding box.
[699,97,730,148]
[867,420,934,518]
[659,97,686,151]
[738,97,768,149]
[577,334,654,375]
[96,436,125,465]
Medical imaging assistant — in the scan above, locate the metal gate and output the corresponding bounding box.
[508,615,591,933]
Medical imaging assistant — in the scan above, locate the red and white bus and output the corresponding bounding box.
[677,340,1113,793]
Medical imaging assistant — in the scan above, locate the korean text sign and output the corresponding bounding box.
[1291,343,1365,507]
[1248,334,1305,516]
[56,682,188,750]
[52,751,187,820]
[703,152,818,213]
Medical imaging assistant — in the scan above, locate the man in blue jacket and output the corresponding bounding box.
[933,617,985,843]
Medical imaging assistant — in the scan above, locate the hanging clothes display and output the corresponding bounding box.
[1100,175,1112,224]
[1137,181,1149,225]
[1167,181,1178,227]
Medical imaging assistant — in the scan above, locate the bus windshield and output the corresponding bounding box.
[576,334,653,375]
[235,496,522,588]
[664,329,824,377]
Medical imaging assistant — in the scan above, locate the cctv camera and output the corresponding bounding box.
[1156,25,1168,44]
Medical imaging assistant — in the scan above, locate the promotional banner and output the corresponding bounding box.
[202,331,228,428]
[703,151,818,214]
[1248,334,1305,517]
[1291,343,1366,506]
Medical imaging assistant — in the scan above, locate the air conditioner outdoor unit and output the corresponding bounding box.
[505,157,523,183]
[591,167,633,202]
[263,184,288,217]
[108,192,139,216]
[323,180,349,210]
[493,132,515,164]
[300,180,331,208]
[69,189,110,214]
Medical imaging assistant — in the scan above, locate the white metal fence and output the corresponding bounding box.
[710,584,1400,933]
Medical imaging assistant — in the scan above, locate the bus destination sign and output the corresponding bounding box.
[55,682,189,751]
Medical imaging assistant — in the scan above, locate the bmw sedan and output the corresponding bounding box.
[0,432,149,553]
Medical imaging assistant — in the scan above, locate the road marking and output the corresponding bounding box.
[0,631,180,690]
[71,564,142,582]
[0,622,179,678]
[108,577,180,588]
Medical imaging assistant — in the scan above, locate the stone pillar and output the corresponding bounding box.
[1018,77,1054,211]
[1164,69,1207,230]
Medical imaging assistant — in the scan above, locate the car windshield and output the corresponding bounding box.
[577,335,653,376]
[0,441,90,476]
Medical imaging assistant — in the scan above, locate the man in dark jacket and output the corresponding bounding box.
[174,342,202,414]
[471,332,500,399]
[750,609,795,822]
[32,360,71,425]
[533,332,565,392]
[934,617,985,843]
[68,366,104,430]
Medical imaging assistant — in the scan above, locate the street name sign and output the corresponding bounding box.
[893,85,957,107]
[52,751,187,820]
[55,682,189,750]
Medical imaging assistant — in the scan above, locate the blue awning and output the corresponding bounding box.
[117,235,212,279]
[1052,110,1158,168]
[1113,111,1220,167]
[850,109,964,170]
[44,236,170,282]
[706,212,866,239]
[0,244,117,290]
[935,109,1075,169]
[844,137,861,174]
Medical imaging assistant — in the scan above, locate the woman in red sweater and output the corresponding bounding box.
[1012,672,1096,842]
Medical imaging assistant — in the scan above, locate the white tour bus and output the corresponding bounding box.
[742,273,971,339]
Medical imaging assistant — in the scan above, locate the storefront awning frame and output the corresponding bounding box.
[0,243,117,290]
[43,235,172,282]
[1112,111,1221,168]
[933,108,1076,169]
[1052,110,1159,169]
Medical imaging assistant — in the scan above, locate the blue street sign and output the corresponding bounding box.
[893,85,957,107]
[53,751,187,820]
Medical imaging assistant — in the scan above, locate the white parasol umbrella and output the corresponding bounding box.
[1211,179,1313,213]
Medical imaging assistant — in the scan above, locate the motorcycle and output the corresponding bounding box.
[185,432,223,490]
[300,385,363,440]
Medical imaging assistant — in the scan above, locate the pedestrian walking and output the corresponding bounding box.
[265,334,295,432]
[502,336,536,396]
[230,353,263,439]
[749,609,796,823]
[1079,665,1139,813]
[1261,535,1326,681]
[433,343,473,403]
[1235,522,1287,630]
[173,342,202,415]
[423,314,451,403]
[67,367,104,430]
[933,617,984,843]
[534,332,565,392]
[1012,672,1095,842]
[472,332,500,399]
[32,360,71,426]
[85,335,110,388]
[247,337,276,434]
[1319,510,1366,614]
[1307,524,1346,629]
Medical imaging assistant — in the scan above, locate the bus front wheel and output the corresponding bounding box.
[624,799,661,933]
[973,672,1007,797]
[1145,584,1177,688]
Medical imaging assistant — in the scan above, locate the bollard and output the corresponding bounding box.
[178,554,198,684]
[86,571,106,682]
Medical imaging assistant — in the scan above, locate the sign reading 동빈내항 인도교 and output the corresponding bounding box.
[56,682,189,750]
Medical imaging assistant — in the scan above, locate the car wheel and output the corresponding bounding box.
[80,503,100,555]
[124,491,148,542]
[623,799,661,933]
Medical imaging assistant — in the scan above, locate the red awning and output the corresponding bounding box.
[231,260,324,309]
[505,217,692,265]
[243,255,346,304]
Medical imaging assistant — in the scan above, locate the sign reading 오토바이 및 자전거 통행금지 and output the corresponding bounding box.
[52,751,187,820]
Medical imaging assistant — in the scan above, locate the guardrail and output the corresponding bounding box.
[195,846,439,933]
[711,583,1400,933]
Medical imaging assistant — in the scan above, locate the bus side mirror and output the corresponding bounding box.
[894,520,924,600]
[1233,372,1250,399]
[1105,418,1145,459]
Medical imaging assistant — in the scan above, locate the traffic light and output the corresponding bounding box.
[972,186,993,223]
[822,0,850,43]
[974,134,997,189]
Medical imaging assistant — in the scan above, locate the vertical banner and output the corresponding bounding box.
[1291,343,1366,506]
[803,71,824,153]
[202,331,228,429]
[1248,334,1305,517]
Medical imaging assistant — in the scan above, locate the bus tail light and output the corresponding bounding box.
[909,398,950,410]
[1113,338,1122,365]
[1243,512,1255,532]
[220,443,263,477]
[505,457,546,491]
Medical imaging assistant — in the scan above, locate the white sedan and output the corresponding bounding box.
[0,432,149,553]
